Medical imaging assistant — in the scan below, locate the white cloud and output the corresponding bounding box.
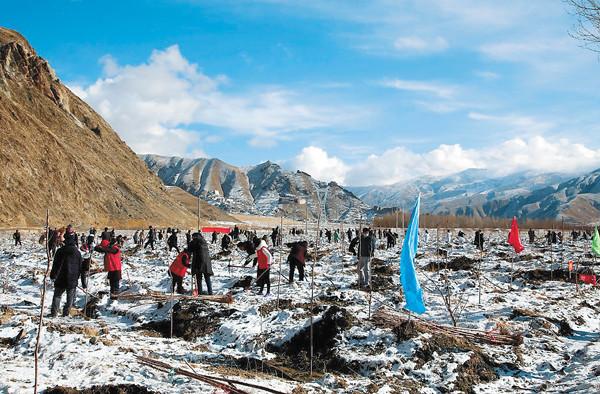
[475,71,500,80]
[71,45,346,155]
[298,136,600,186]
[393,36,448,53]
[381,79,456,98]
[291,146,349,184]
[468,112,554,135]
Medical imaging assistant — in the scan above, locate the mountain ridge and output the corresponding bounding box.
[141,154,370,222]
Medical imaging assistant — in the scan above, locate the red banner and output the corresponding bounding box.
[201,227,231,234]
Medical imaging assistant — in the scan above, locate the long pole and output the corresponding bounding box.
[436,227,439,271]
[34,209,51,393]
[170,284,174,338]
[478,233,483,305]
[550,222,554,280]
[305,203,308,238]
[339,222,343,255]
[401,205,405,247]
[192,195,201,296]
[276,214,283,310]
[367,215,373,319]
[561,218,565,270]
[309,204,321,376]
[510,252,514,289]
[83,249,90,316]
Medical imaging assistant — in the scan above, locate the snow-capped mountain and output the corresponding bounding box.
[347,169,569,212]
[141,155,370,222]
[348,168,600,224]
[482,168,600,224]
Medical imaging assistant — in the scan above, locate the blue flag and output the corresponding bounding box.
[399,195,426,314]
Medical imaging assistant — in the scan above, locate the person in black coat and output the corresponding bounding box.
[287,241,308,283]
[349,228,374,288]
[167,231,179,253]
[49,237,84,317]
[13,229,22,246]
[101,227,111,241]
[145,226,156,250]
[473,230,485,251]
[188,233,213,295]
[221,233,232,251]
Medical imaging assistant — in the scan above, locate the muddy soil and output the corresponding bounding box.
[267,305,356,374]
[231,275,253,288]
[510,307,574,336]
[412,332,499,393]
[45,385,157,394]
[371,258,395,290]
[139,300,236,340]
[424,256,476,272]
[518,268,595,285]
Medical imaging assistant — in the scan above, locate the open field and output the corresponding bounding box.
[1,228,600,393]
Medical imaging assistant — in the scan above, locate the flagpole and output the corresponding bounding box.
[478,230,483,306]
[550,222,554,280]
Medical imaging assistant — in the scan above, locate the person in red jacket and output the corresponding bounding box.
[169,249,190,294]
[255,239,272,295]
[95,237,122,297]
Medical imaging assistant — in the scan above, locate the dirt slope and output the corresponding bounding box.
[0,27,229,228]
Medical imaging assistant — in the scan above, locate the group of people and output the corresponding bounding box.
[47,225,124,317]
[31,221,591,318]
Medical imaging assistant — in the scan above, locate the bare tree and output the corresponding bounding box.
[567,0,600,51]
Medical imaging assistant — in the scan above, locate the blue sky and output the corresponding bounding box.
[3,0,600,185]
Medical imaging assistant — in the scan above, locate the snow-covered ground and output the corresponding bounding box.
[1,228,600,393]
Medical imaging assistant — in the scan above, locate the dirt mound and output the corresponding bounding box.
[392,319,419,341]
[425,256,476,272]
[258,298,314,317]
[510,308,573,336]
[517,268,591,284]
[267,305,356,374]
[371,258,395,290]
[413,333,498,393]
[453,352,498,393]
[231,275,253,289]
[140,300,236,340]
[45,385,156,394]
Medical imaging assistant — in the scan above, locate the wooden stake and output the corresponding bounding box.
[510,252,514,290]
[550,224,555,280]
[368,254,373,319]
[34,209,51,394]
[309,207,321,376]
[478,240,483,306]
[170,283,175,338]
[276,214,283,310]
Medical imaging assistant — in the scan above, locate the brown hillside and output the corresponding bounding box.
[0,27,229,228]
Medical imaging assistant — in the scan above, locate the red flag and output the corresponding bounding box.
[580,274,596,286]
[508,217,524,254]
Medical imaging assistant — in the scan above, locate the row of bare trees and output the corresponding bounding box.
[372,211,591,230]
